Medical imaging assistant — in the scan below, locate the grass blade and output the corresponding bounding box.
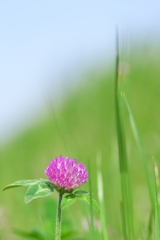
[97,154,109,240]
[114,31,134,240]
[154,163,160,240]
[88,158,95,240]
[122,93,154,208]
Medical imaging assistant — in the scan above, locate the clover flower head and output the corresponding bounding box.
[45,155,88,191]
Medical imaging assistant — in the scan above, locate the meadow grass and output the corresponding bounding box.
[115,35,134,240]
[1,44,160,239]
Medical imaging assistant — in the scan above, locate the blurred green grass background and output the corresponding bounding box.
[1,45,160,240]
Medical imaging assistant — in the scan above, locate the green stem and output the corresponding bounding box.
[55,192,63,240]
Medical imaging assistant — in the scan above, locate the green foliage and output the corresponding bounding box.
[3,180,54,203]
[24,182,54,204]
[12,198,83,240]
[61,191,100,212]
[61,194,76,209]
[154,164,160,240]
[74,193,100,213]
[115,37,134,240]
[97,154,109,240]
[122,94,154,208]
[13,228,45,240]
[3,180,43,190]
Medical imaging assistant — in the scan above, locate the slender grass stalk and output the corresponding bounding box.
[88,158,95,240]
[55,192,64,240]
[154,163,160,240]
[147,209,153,240]
[114,30,134,240]
[122,94,154,208]
[122,94,155,239]
[97,154,109,240]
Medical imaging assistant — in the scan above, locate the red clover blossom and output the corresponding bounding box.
[45,155,88,191]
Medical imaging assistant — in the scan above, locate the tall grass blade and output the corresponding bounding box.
[122,94,154,208]
[114,30,134,240]
[154,163,160,240]
[88,158,95,240]
[146,209,153,240]
[97,154,109,240]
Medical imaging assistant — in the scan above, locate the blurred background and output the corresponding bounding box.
[1,0,160,145]
[1,1,160,239]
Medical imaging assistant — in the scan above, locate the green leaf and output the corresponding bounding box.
[75,194,100,212]
[61,230,78,239]
[3,180,42,191]
[74,190,89,195]
[13,228,45,240]
[61,194,76,209]
[25,182,54,204]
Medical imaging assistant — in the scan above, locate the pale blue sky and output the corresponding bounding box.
[0,0,160,145]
